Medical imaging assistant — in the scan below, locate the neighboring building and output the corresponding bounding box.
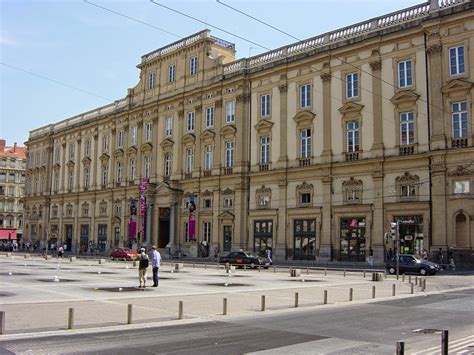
[24,0,473,263]
[0,140,26,244]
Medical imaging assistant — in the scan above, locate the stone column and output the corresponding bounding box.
[427,44,446,150]
[370,59,384,156]
[211,190,220,253]
[430,152,447,250]
[372,167,385,262]
[233,181,247,250]
[145,203,153,248]
[167,202,177,255]
[320,173,332,260]
[60,143,66,193]
[275,179,287,260]
[176,109,184,177]
[92,134,99,189]
[277,83,288,165]
[236,90,250,171]
[320,71,332,161]
[194,105,202,175]
[110,129,116,186]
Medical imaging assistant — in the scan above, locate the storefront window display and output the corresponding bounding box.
[340,218,366,261]
[294,219,316,260]
[395,216,423,255]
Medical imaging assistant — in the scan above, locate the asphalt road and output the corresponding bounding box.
[1,288,473,354]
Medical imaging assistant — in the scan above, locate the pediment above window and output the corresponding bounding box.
[112,216,121,224]
[81,156,91,165]
[114,148,124,157]
[202,189,213,196]
[66,160,75,168]
[200,129,216,142]
[99,153,110,162]
[256,185,272,194]
[160,138,174,149]
[220,124,237,139]
[296,181,313,193]
[342,177,363,187]
[182,133,196,144]
[338,102,364,116]
[390,91,420,106]
[441,79,472,95]
[254,119,274,134]
[141,142,153,152]
[222,187,234,195]
[126,146,138,155]
[395,172,419,183]
[293,111,315,127]
[447,165,473,177]
[218,211,235,220]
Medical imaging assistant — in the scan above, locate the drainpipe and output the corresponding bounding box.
[424,31,433,252]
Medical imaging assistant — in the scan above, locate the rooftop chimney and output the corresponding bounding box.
[13,142,17,153]
[0,140,5,152]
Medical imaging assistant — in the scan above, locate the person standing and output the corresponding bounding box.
[448,247,456,271]
[367,248,374,268]
[438,248,445,269]
[137,248,149,288]
[150,245,161,287]
[58,245,64,259]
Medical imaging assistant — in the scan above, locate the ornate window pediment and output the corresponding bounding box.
[396,172,419,201]
[160,138,174,149]
[66,160,75,168]
[395,172,420,183]
[220,125,237,139]
[293,111,315,127]
[296,181,313,193]
[126,146,138,155]
[99,153,110,162]
[254,119,274,134]
[390,91,420,106]
[182,133,196,144]
[202,189,213,197]
[114,148,124,157]
[141,142,153,152]
[81,156,91,165]
[296,181,314,207]
[448,165,473,177]
[200,129,216,142]
[256,185,272,209]
[441,79,472,95]
[338,102,364,116]
[222,187,234,195]
[342,177,363,204]
[218,210,234,220]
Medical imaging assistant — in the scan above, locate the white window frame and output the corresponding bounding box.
[401,184,416,198]
[205,107,214,128]
[168,64,176,82]
[143,156,151,179]
[85,140,91,157]
[190,56,197,76]
[54,147,60,163]
[145,122,153,142]
[449,45,465,76]
[204,145,213,171]
[69,143,75,161]
[102,135,109,153]
[398,60,413,88]
[260,94,270,117]
[116,162,122,183]
[226,100,235,123]
[165,116,173,137]
[346,121,360,152]
[148,72,156,89]
[203,221,211,243]
[117,130,124,148]
[300,84,311,108]
[130,126,137,145]
[164,153,172,177]
[225,141,234,168]
[187,112,195,132]
[346,72,359,98]
[300,129,311,158]
[453,180,470,194]
[129,159,136,181]
[451,101,468,138]
[102,165,108,185]
[185,149,194,173]
[84,168,90,188]
[223,197,233,208]
[260,136,270,164]
[400,112,415,145]
[68,171,74,190]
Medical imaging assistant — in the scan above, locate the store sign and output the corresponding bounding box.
[404,235,413,241]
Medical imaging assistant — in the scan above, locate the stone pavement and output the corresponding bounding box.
[0,253,472,338]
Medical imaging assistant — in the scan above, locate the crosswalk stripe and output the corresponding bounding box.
[412,335,474,354]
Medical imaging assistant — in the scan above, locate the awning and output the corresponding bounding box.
[0,229,17,240]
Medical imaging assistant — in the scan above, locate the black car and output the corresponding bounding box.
[386,254,440,276]
[219,251,272,269]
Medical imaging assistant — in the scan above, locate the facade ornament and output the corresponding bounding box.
[369,60,382,71]
[278,84,288,93]
[256,185,272,194]
[342,177,363,187]
[214,99,223,108]
[296,181,314,192]
[447,165,473,177]
[320,72,332,82]
[222,187,234,195]
[427,44,442,56]
[236,92,250,103]
[395,172,420,183]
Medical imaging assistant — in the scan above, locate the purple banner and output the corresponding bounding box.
[129,200,137,239]
[139,179,148,239]
[188,214,196,241]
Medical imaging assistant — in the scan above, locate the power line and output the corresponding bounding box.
[83,0,181,39]
[149,0,271,51]
[1,62,113,102]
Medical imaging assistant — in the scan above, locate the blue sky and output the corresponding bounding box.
[1,0,418,145]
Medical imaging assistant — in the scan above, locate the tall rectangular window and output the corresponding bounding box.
[148,72,155,89]
[204,145,213,171]
[130,159,136,180]
[165,116,173,136]
[226,100,235,123]
[205,107,214,128]
[452,101,468,138]
[68,171,74,190]
[203,221,211,243]
[400,112,415,145]
[398,60,413,88]
[164,153,171,177]
[69,143,75,161]
[144,156,151,179]
[346,121,360,152]
[130,126,137,145]
[102,135,109,153]
[185,149,193,173]
[300,129,311,158]
[168,64,176,82]
[187,112,195,132]
[84,168,90,188]
[260,94,270,117]
[116,162,122,183]
[117,130,124,148]
[190,56,197,75]
[449,46,465,76]
[225,141,234,167]
[54,147,60,163]
[145,122,152,142]
[54,173,59,192]
[300,84,311,108]
[260,136,270,164]
[102,165,108,185]
[85,140,91,157]
[346,72,359,98]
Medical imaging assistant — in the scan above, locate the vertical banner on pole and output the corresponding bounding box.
[188,197,196,241]
[139,178,148,242]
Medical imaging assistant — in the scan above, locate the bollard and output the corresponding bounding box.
[258,266,261,272]
[306,268,309,275]
[422,279,426,291]
[323,290,328,304]
[193,263,195,269]
[0,311,5,335]
[133,260,137,267]
[441,329,448,355]
[343,269,346,277]
[363,270,366,278]
[127,304,133,324]
[410,283,414,294]
[372,285,376,299]
[324,268,327,276]
[408,275,411,284]
[396,341,405,355]
[223,298,227,315]
[349,288,353,301]
[415,276,418,286]
[402,274,405,282]
[68,308,74,330]
[295,292,299,308]
[244,265,247,271]
[178,301,184,320]
[204,264,207,270]
[273,265,276,273]
[392,284,396,296]
[261,295,266,311]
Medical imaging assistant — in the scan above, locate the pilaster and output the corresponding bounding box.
[370,56,384,156]
[320,70,333,161]
[277,82,288,165]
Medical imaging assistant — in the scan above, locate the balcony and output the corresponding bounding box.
[163,176,170,182]
[451,137,468,149]
[399,144,415,156]
[223,167,233,175]
[298,158,311,167]
[345,151,360,162]
[259,163,270,172]
[203,170,212,177]
[184,173,192,179]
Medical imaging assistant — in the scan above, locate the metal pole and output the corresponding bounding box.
[396,341,405,355]
[402,274,405,282]
[178,301,183,319]
[261,295,266,311]
[223,298,227,315]
[349,288,353,301]
[127,304,133,324]
[415,276,418,286]
[392,284,396,296]
[441,329,448,355]
[295,292,299,308]
[0,311,5,335]
[68,308,74,330]
[422,278,426,291]
[396,220,400,280]
[372,285,376,299]
[408,275,411,284]
[323,290,328,304]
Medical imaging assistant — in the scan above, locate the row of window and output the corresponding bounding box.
[0,159,25,169]
[147,55,199,89]
[0,215,22,228]
[0,172,25,183]
[0,185,23,197]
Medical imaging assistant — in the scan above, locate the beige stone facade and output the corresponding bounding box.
[24,0,473,263]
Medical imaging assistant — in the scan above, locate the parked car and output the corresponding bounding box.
[219,251,272,269]
[110,247,137,261]
[386,254,440,275]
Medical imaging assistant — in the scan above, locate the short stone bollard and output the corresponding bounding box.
[324,268,327,276]
[133,260,137,267]
[192,263,195,269]
[415,276,418,285]
[204,264,207,270]
[306,268,309,275]
[392,284,396,296]
[343,269,346,277]
[223,298,227,315]
[323,290,328,304]
[408,275,411,284]
[6,253,12,257]
[295,292,299,308]
[402,274,405,282]
[410,283,414,294]
[349,288,353,301]
[363,270,366,278]
[24,254,30,259]
[273,265,276,273]
[99,258,106,265]
[174,263,184,272]
[372,285,376,299]
[68,308,74,330]
[127,304,133,324]
[396,341,405,355]
[422,279,426,291]
[290,269,301,277]
[178,301,184,320]
[372,272,383,282]
[0,311,5,335]
[69,256,76,262]
[261,295,266,311]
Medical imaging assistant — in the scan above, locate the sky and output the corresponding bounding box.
[1,0,419,146]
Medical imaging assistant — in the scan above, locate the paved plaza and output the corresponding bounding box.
[1,252,472,340]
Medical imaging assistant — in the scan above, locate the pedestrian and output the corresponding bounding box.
[367,248,374,268]
[150,245,161,287]
[448,247,456,271]
[421,249,428,260]
[58,245,64,259]
[137,248,149,288]
[387,248,394,260]
[266,248,273,263]
[438,248,445,269]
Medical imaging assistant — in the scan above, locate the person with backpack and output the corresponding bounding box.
[137,248,149,288]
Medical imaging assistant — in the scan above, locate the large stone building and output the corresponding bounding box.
[0,140,26,243]
[24,0,473,263]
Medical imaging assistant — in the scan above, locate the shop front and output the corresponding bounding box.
[293,219,316,260]
[254,220,273,257]
[340,217,366,261]
[395,216,424,255]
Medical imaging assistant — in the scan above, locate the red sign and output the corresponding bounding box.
[0,229,17,240]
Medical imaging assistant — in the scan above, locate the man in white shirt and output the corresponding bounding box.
[150,245,161,287]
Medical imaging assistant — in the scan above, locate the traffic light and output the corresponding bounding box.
[390,222,397,239]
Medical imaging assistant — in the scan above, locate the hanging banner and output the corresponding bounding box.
[188,197,196,241]
[139,178,148,239]
[129,200,137,239]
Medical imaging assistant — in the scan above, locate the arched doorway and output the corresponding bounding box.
[455,213,468,247]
